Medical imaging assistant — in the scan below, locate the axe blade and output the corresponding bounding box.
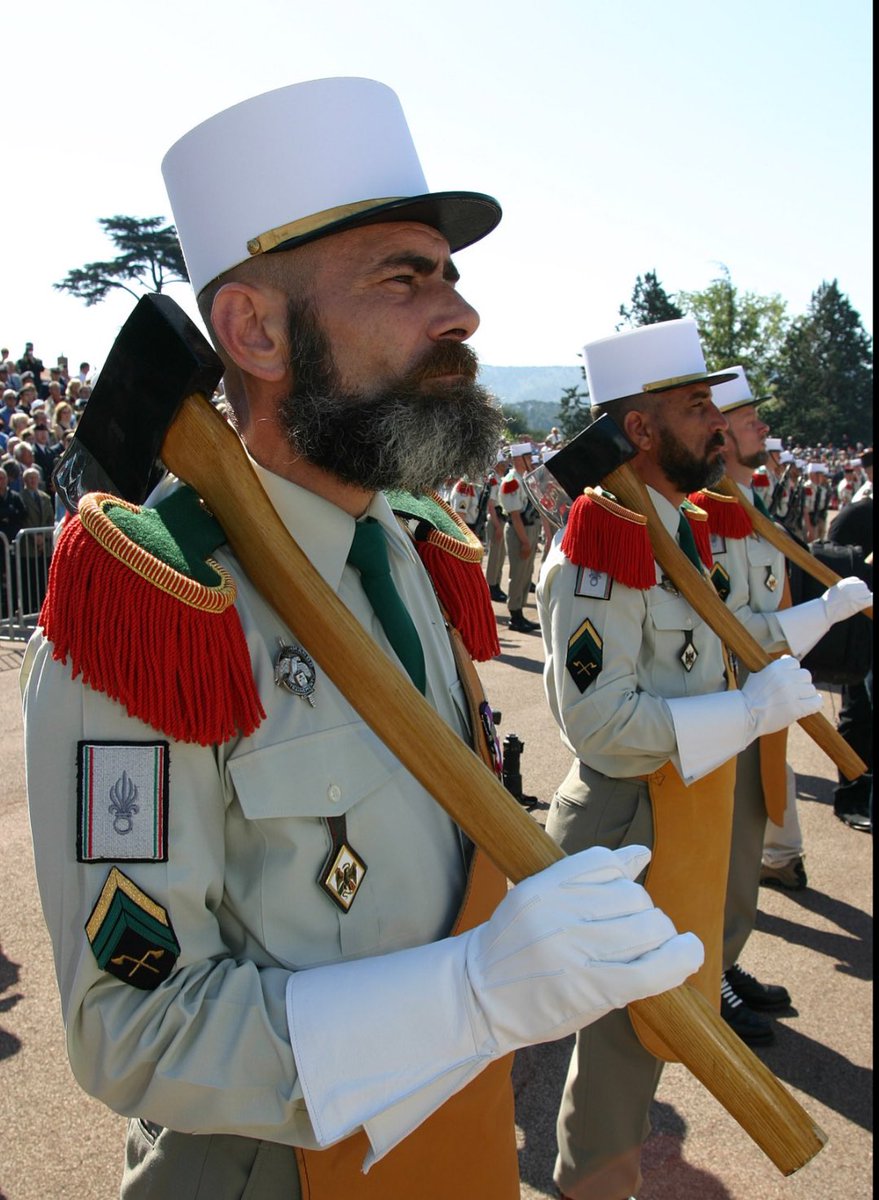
[54,294,223,512]
[541,413,636,498]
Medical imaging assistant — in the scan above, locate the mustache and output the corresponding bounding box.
[709,433,726,450]
[407,341,480,384]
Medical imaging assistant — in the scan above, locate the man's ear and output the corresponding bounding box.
[210,283,288,383]
[622,406,655,452]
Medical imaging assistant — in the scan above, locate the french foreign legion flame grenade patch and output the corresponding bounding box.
[77,742,170,862]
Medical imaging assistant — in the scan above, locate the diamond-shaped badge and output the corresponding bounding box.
[319,842,368,912]
[680,631,698,672]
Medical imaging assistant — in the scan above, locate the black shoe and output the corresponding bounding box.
[835,808,872,832]
[720,975,775,1044]
[760,856,807,891]
[488,585,507,602]
[508,610,540,633]
[725,963,791,1012]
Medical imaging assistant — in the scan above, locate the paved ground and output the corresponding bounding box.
[0,587,873,1198]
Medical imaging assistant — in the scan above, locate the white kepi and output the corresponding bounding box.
[582,318,737,406]
[162,77,502,295]
[709,365,774,414]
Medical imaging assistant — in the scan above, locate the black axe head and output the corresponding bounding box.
[524,414,637,525]
[54,293,223,513]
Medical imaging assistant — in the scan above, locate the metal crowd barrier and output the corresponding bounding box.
[0,526,55,640]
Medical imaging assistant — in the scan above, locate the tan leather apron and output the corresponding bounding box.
[629,756,737,1061]
[294,624,519,1198]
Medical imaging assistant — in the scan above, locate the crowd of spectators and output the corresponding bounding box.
[0,342,96,616]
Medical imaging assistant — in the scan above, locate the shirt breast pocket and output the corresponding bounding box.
[224,723,403,966]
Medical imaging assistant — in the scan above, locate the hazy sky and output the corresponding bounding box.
[4,0,872,374]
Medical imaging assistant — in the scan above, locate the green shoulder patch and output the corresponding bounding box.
[566,618,603,693]
[86,867,180,990]
[710,562,731,602]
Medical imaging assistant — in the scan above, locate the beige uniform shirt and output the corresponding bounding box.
[21,465,470,1148]
[536,487,728,778]
[708,482,788,658]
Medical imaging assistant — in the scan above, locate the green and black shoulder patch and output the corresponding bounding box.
[566,618,603,693]
[86,867,180,990]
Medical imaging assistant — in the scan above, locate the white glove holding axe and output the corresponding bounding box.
[666,655,822,783]
[286,844,702,1163]
[775,576,873,658]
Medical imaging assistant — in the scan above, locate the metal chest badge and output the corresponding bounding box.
[274,639,317,706]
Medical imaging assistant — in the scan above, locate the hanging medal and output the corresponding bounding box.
[318,816,368,912]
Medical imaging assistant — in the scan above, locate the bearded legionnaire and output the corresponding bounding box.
[21,79,700,1200]
[536,319,821,1200]
[689,367,871,1047]
[499,441,542,632]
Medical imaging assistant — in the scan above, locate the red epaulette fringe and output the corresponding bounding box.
[689,489,754,540]
[560,489,656,589]
[414,540,500,662]
[500,479,518,494]
[682,504,714,568]
[40,508,265,746]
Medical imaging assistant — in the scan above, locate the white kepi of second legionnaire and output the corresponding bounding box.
[161,76,502,296]
[707,363,773,416]
[581,316,738,407]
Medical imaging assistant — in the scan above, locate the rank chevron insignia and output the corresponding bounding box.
[86,867,180,990]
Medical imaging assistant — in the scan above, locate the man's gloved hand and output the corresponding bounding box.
[466,845,702,1051]
[776,576,873,657]
[739,655,822,739]
[286,845,701,1155]
[823,576,872,622]
[666,655,822,781]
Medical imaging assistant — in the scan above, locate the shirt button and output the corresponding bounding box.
[327,784,342,804]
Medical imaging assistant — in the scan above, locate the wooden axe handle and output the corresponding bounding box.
[602,465,866,781]
[161,393,826,1175]
[713,477,872,620]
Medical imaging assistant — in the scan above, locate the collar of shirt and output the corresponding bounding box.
[249,458,405,594]
[646,485,684,538]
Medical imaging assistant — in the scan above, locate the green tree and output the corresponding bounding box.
[501,409,533,440]
[677,264,789,397]
[768,280,873,445]
[557,383,591,442]
[617,269,683,329]
[55,215,188,305]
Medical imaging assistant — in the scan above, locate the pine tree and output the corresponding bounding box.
[617,270,683,329]
[770,281,873,445]
[557,384,591,442]
[55,215,188,305]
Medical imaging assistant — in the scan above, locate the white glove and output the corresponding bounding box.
[286,845,702,1160]
[666,656,821,782]
[739,655,822,736]
[776,577,873,657]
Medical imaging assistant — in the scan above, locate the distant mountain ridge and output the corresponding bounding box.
[477,363,584,433]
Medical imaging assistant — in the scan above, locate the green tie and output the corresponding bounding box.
[752,491,771,518]
[347,518,427,695]
[677,511,704,572]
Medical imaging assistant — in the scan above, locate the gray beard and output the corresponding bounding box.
[278,300,505,494]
